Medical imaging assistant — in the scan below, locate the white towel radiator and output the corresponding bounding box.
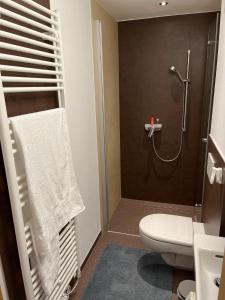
[0,1,81,299]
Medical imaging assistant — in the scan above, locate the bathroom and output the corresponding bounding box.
[0,0,225,299]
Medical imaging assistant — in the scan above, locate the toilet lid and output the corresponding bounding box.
[140,214,193,247]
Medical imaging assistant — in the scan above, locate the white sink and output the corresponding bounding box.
[194,234,225,300]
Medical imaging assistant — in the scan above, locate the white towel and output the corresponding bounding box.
[10,108,85,295]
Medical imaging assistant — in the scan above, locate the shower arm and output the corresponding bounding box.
[177,70,189,83]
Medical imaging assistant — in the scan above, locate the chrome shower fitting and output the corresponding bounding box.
[170,50,191,133]
[145,123,163,138]
[169,65,190,83]
[148,50,191,163]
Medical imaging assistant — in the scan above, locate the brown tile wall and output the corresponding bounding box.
[119,13,217,206]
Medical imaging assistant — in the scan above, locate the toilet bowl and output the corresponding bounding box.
[139,214,205,270]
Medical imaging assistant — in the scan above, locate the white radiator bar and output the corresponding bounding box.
[20,0,55,16]
[0,54,61,68]
[0,65,62,75]
[0,76,35,300]
[0,42,60,59]
[17,175,26,183]
[0,1,81,299]
[0,30,59,51]
[1,0,57,25]
[0,8,56,33]
[1,77,63,84]
[28,220,79,300]
[3,87,64,93]
[0,19,58,42]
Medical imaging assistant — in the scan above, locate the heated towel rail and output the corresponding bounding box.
[0,1,80,299]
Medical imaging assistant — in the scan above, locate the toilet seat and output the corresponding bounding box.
[139,214,194,257]
[139,214,193,247]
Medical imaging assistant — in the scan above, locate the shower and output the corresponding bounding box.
[151,50,191,163]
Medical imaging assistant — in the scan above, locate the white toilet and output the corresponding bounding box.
[139,214,205,270]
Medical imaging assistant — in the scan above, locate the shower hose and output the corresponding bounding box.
[151,90,185,163]
[152,129,184,163]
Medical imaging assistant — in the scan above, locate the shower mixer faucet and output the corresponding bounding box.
[145,122,162,138]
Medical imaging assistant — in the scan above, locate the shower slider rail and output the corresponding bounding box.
[0,0,80,299]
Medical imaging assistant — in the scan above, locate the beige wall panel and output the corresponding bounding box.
[91,0,121,220]
[219,252,225,300]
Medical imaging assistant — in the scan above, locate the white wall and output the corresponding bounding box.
[210,0,225,160]
[50,0,101,264]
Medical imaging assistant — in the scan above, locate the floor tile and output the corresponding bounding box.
[71,200,198,300]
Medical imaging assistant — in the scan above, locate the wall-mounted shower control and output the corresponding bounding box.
[145,123,162,138]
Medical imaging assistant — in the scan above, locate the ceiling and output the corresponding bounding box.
[97,0,221,21]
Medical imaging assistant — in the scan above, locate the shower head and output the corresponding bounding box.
[170,66,176,72]
[169,65,186,83]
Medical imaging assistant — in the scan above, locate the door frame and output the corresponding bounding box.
[201,12,220,205]
[93,20,109,231]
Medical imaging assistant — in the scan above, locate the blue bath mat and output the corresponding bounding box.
[81,244,173,300]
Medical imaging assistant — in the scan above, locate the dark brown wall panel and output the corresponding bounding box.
[119,13,216,206]
[0,0,57,299]
[202,136,225,236]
